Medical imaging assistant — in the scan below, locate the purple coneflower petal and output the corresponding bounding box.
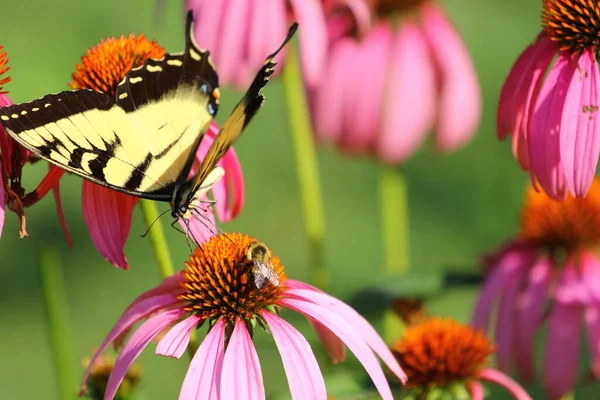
[515,258,550,381]
[308,316,346,363]
[560,48,600,197]
[376,22,435,163]
[530,52,577,199]
[581,253,600,303]
[478,368,533,400]
[179,203,216,246]
[281,297,395,399]
[213,145,244,222]
[585,306,600,377]
[288,0,327,88]
[420,3,481,152]
[220,319,265,400]
[156,314,201,359]
[218,0,250,85]
[50,166,72,247]
[80,293,180,393]
[555,260,593,304]
[263,312,326,400]
[180,319,226,400]
[105,309,186,400]
[82,181,137,269]
[543,303,581,400]
[188,0,226,67]
[467,381,484,400]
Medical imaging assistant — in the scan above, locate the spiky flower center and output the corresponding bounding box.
[0,46,10,95]
[520,179,600,252]
[542,0,600,51]
[177,233,287,323]
[392,318,493,387]
[70,34,165,96]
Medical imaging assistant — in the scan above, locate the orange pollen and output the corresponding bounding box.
[69,34,165,96]
[542,0,600,51]
[177,233,287,323]
[392,318,494,388]
[520,178,600,251]
[0,46,11,95]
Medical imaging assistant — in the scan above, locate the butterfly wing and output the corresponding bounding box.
[0,11,218,201]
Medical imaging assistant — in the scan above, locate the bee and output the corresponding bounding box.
[246,241,280,289]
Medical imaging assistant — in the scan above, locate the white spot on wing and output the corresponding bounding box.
[130,77,143,84]
[11,114,18,118]
[1,116,8,121]
[147,65,163,72]
[20,110,27,115]
[167,59,183,67]
[189,49,201,61]
[119,92,128,100]
[32,108,39,112]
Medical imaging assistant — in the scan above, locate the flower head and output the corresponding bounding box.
[311,0,481,164]
[392,318,531,399]
[82,354,142,400]
[0,46,10,95]
[473,177,600,399]
[498,0,600,198]
[81,233,407,400]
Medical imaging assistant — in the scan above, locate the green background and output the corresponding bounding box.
[0,0,596,398]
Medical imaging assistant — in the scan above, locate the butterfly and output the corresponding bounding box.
[0,12,297,234]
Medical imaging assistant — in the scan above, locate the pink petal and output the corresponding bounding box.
[281,297,396,399]
[82,181,138,269]
[0,158,4,239]
[339,0,371,37]
[530,52,577,199]
[105,309,186,400]
[585,306,600,377]
[156,314,201,359]
[376,22,436,164]
[308,317,346,363]
[263,312,326,400]
[50,166,72,247]
[220,319,265,400]
[285,287,406,383]
[555,259,595,304]
[339,22,391,155]
[542,303,582,399]
[179,202,216,247]
[288,0,328,88]
[80,293,180,394]
[180,319,226,400]
[420,3,481,152]
[216,0,250,86]
[580,252,600,303]
[472,246,533,330]
[514,258,551,381]
[467,381,485,400]
[560,48,600,197]
[478,368,533,400]
[188,0,226,67]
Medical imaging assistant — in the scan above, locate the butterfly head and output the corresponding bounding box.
[171,166,225,219]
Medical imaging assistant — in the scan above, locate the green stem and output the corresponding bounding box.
[282,43,327,289]
[139,199,175,279]
[379,165,409,275]
[39,248,77,400]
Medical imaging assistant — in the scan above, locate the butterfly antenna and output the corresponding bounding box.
[141,207,172,238]
[191,209,237,245]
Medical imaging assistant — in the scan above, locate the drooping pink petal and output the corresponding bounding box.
[555,259,595,304]
[308,317,346,363]
[281,297,396,399]
[288,0,328,88]
[420,3,481,152]
[339,0,371,37]
[472,246,533,330]
[27,164,65,204]
[514,258,551,381]
[80,293,180,394]
[105,309,186,400]
[530,52,577,199]
[285,286,407,383]
[560,48,600,197]
[180,319,226,400]
[339,22,391,155]
[187,0,226,67]
[179,202,216,247]
[220,319,265,400]
[542,303,582,400]
[467,380,485,400]
[263,312,326,400]
[585,306,600,377]
[217,0,250,86]
[82,181,138,269]
[580,252,600,303]
[156,314,201,359]
[478,368,533,400]
[376,22,436,164]
[50,165,72,247]
[0,159,4,239]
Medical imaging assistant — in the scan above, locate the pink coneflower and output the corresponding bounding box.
[497,0,600,199]
[80,233,407,400]
[49,34,243,269]
[81,353,143,400]
[392,318,531,399]
[472,177,600,399]
[311,0,481,163]
[184,0,327,89]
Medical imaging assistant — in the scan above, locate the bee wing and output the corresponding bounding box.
[251,261,279,289]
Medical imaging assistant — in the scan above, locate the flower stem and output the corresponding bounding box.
[282,43,327,289]
[38,248,77,400]
[139,199,175,279]
[379,165,409,275]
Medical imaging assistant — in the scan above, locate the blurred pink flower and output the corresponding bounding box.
[472,180,600,399]
[80,233,407,400]
[497,1,600,199]
[185,0,328,89]
[311,0,481,163]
